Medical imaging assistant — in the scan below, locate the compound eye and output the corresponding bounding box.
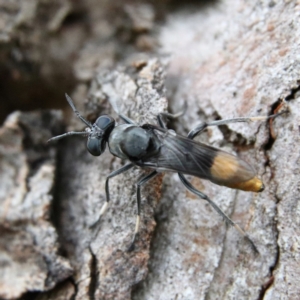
[87,138,106,156]
[95,115,115,130]
[95,115,115,140]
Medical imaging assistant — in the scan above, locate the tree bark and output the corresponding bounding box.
[0,0,299,299]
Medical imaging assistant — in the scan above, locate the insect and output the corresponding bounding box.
[49,94,283,253]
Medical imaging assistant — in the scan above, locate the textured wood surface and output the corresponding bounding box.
[0,0,299,299]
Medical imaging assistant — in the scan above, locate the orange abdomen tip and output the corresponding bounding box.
[226,177,265,192]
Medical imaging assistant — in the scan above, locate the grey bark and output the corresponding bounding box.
[0,0,299,299]
[0,111,73,299]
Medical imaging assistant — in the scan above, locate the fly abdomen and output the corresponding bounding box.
[209,151,264,192]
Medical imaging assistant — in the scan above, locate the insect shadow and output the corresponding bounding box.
[49,94,285,253]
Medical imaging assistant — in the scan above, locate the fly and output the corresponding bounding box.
[49,94,284,253]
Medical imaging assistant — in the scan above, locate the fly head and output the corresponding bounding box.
[47,94,115,157]
[87,115,115,156]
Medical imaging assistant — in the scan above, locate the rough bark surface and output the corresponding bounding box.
[54,58,167,300]
[0,0,299,299]
[133,2,299,300]
[0,111,72,299]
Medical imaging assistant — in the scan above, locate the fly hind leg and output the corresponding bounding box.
[178,173,259,254]
[188,111,285,139]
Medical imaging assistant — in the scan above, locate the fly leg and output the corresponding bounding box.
[90,163,134,234]
[188,111,285,139]
[178,173,259,254]
[119,114,136,125]
[157,102,187,128]
[127,171,158,252]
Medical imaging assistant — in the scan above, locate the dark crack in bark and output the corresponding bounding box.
[88,247,99,300]
[258,91,295,299]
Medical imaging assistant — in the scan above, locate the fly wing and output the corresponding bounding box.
[138,127,257,188]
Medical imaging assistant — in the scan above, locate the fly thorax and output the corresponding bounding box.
[120,126,151,160]
[108,124,135,159]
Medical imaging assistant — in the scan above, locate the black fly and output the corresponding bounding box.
[49,94,283,253]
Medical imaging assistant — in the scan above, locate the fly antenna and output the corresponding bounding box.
[65,93,92,128]
[47,131,88,143]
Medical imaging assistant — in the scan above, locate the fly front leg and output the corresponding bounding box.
[119,114,136,125]
[127,170,158,252]
[90,163,134,233]
[157,102,187,129]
